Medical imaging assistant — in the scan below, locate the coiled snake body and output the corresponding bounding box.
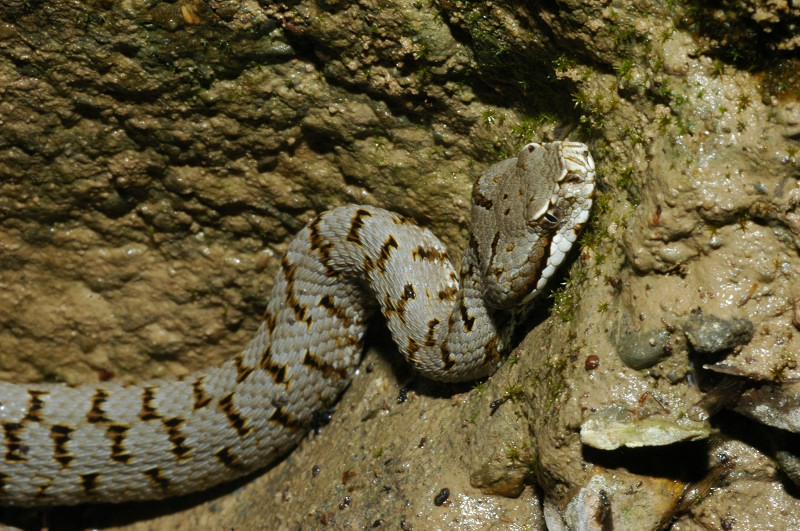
[0,141,594,506]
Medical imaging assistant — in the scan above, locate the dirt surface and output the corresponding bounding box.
[1,0,800,529]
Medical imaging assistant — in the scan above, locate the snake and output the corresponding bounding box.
[0,141,594,506]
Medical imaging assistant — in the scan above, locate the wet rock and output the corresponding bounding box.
[557,470,685,531]
[616,327,674,370]
[732,383,800,433]
[467,393,530,498]
[563,475,611,531]
[581,405,711,451]
[775,450,800,487]
[684,313,754,355]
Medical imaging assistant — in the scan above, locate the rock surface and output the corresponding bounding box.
[1,0,800,529]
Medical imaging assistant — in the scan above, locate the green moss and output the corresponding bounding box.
[541,357,570,412]
[551,281,578,322]
[552,54,577,73]
[505,445,518,460]
[504,385,524,400]
[736,93,751,112]
[614,60,634,81]
[616,166,635,189]
[658,114,672,133]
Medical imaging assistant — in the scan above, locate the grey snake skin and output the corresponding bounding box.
[0,141,595,506]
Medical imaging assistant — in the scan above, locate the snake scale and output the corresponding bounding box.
[0,141,594,506]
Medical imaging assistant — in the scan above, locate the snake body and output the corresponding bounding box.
[0,141,594,506]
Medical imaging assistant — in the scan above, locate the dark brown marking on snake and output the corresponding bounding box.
[346,208,372,245]
[375,235,398,273]
[218,393,252,438]
[192,376,212,410]
[411,246,448,263]
[482,335,502,366]
[80,473,100,497]
[406,337,420,366]
[319,294,335,313]
[466,235,483,272]
[440,344,455,371]
[319,294,350,322]
[459,302,475,332]
[139,386,161,421]
[487,232,501,277]
[106,424,132,464]
[342,333,364,351]
[260,348,288,384]
[233,353,255,384]
[281,257,308,323]
[263,310,276,334]
[402,282,416,301]
[424,318,440,348]
[472,188,494,210]
[308,215,339,278]
[363,255,375,276]
[35,480,51,500]
[87,389,110,424]
[143,467,170,490]
[303,349,349,381]
[392,214,416,225]
[51,424,75,468]
[215,447,242,470]
[164,417,193,460]
[24,389,47,422]
[383,294,403,319]
[520,234,553,294]
[0,472,7,497]
[269,406,302,429]
[438,285,458,301]
[467,234,480,255]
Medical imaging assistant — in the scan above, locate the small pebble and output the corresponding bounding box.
[397,386,410,403]
[617,328,673,370]
[339,495,352,510]
[433,488,450,506]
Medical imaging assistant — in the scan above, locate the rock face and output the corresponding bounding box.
[1,0,799,528]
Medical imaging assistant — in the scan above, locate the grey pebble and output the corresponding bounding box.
[617,328,673,370]
[684,313,753,355]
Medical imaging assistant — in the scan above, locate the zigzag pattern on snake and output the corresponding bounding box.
[0,141,595,506]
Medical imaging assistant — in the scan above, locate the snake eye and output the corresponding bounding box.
[542,207,562,230]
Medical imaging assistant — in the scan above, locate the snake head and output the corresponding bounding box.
[470,141,596,310]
